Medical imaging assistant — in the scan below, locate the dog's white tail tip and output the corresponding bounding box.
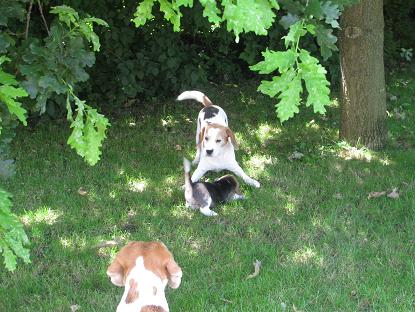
[177,91,212,106]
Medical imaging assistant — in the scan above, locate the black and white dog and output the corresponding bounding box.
[183,158,244,216]
[177,90,260,188]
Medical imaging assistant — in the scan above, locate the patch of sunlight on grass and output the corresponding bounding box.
[59,236,87,250]
[330,97,339,108]
[338,143,373,162]
[127,177,148,193]
[311,217,331,233]
[246,154,273,174]
[21,206,62,226]
[221,204,243,215]
[247,225,259,239]
[171,205,194,220]
[333,141,394,165]
[283,195,298,215]
[291,246,324,266]
[255,123,282,144]
[379,156,392,166]
[161,115,179,129]
[109,190,116,199]
[164,175,180,187]
[184,237,204,256]
[60,237,72,248]
[305,119,320,130]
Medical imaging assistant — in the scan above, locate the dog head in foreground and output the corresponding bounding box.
[107,241,182,312]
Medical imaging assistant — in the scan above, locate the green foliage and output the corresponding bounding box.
[0,3,108,273]
[130,0,358,122]
[199,0,221,24]
[384,0,415,64]
[298,49,329,114]
[0,188,30,272]
[16,5,110,165]
[0,56,28,130]
[66,88,110,166]
[251,20,330,122]
[134,0,280,41]
[133,0,157,27]
[0,55,28,178]
[222,0,279,42]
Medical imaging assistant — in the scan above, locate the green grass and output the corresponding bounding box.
[1,66,415,312]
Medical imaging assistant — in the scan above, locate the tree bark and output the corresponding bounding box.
[339,0,387,149]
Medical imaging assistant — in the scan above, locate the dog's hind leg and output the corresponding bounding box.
[231,193,245,200]
[229,164,261,188]
[200,206,218,216]
[198,196,217,216]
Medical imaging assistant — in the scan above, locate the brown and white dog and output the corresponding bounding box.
[107,241,182,312]
[177,90,260,188]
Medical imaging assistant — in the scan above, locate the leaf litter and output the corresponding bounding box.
[246,259,262,279]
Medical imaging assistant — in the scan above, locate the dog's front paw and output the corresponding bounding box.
[200,207,218,217]
[250,179,261,188]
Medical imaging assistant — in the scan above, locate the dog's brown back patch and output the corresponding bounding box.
[141,305,167,312]
[125,279,139,304]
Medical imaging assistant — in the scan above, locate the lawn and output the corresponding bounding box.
[0,66,414,312]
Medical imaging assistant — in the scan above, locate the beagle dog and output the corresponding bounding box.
[183,158,244,216]
[107,241,182,312]
[177,91,260,188]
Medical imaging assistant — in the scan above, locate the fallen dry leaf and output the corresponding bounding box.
[292,304,304,312]
[246,259,261,279]
[175,144,182,151]
[288,151,304,161]
[220,298,233,304]
[387,188,399,199]
[70,305,80,312]
[368,191,386,199]
[77,187,88,196]
[389,94,398,101]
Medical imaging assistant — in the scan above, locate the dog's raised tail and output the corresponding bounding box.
[176,91,213,107]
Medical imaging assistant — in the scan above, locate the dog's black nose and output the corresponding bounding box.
[206,149,213,155]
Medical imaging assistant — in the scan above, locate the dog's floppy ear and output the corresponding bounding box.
[226,127,238,150]
[197,127,206,148]
[107,258,125,287]
[165,259,182,289]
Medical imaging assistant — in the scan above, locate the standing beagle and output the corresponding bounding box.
[177,90,260,188]
[107,241,182,312]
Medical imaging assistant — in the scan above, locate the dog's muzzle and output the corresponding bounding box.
[206,149,213,156]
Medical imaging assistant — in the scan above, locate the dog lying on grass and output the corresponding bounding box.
[107,241,182,312]
[177,90,260,188]
[183,158,244,216]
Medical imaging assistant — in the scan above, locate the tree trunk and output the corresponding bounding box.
[339,0,386,149]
